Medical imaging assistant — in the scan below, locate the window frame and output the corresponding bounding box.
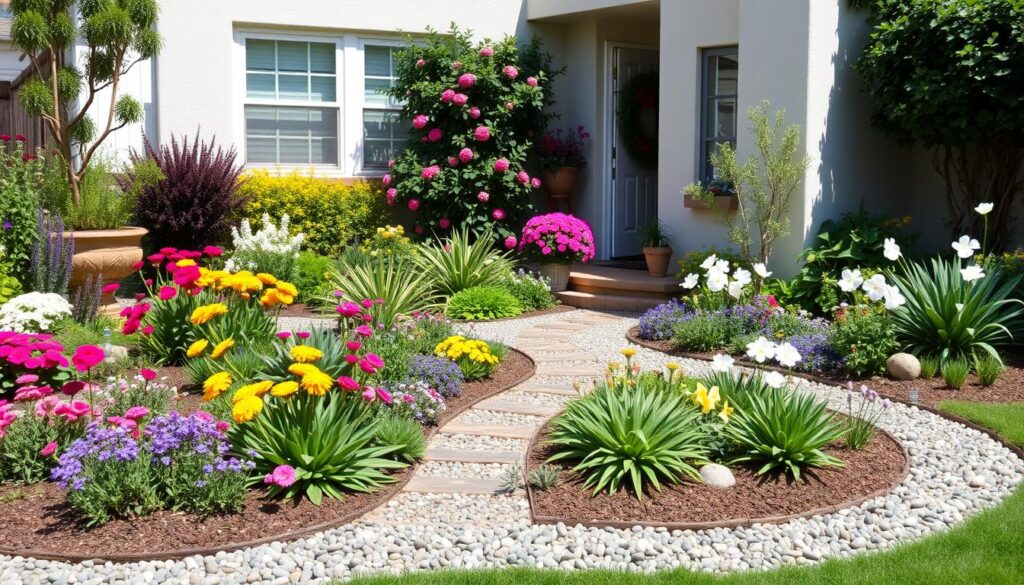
[355,38,407,174]
[698,46,739,182]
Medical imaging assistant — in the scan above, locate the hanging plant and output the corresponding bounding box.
[616,72,659,170]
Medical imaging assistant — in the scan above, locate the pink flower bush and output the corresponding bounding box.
[452,93,469,106]
[458,148,473,163]
[468,107,481,119]
[457,73,476,88]
[412,114,428,129]
[518,213,596,264]
[473,126,491,142]
[427,128,443,142]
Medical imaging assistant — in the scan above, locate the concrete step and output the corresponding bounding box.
[424,448,523,464]
[535,361,606,377]
[403,476,509,494]
[473,397,562,417]
[556,290,667,312]
[568,265,680,295]
[440,422,537,439]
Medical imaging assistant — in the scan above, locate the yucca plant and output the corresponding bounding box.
[415,228,516,296]
[546,382,709,498]
[725,388,845,480]
[326,256,439,329]
[698,370,768,411]
[890,257,1024,363]
[229,392,406,505]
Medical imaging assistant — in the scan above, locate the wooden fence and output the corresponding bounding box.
[0,62,49,151]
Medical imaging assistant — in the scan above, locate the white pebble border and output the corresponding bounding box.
[2,310,1021,584]
[429,434,527,453]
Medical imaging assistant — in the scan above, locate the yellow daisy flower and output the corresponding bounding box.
[232,380,273,404]
[256,273,278,286]
[621,348,637,358]
[211,338,235,359]
[288,363,319,377]
[232,395,264,423]
[190,303,229,325]
[301,370,333,396]
[202,371,233,401]
[290,345,324,363]
[259,288,281,307]
[186,339,209,358]
[270,380,300,398]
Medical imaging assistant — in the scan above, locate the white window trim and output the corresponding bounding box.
[698,46,739,182]
[233,29,409,178]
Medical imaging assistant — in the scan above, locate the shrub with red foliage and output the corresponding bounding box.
[125,135,247,251]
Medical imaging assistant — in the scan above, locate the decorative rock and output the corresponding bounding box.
[887,353,921,380]
[700,464,736,488]
[103,344,130,364]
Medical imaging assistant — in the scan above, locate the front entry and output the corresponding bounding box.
[610,46,659,258]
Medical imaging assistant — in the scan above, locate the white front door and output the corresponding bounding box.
[610,47,659,258]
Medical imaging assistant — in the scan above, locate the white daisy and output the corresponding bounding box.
[711,354,735,373]
[745,336,777,364]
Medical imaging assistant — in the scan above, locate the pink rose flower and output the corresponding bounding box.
[477,191,490,203]
[457,73,476,88]
[386,188,397,205]
[387,159,395,168]
[504,235,518,249]
[531,177,542,189]
[440,89,455,103]
[439,218,451,229]
[416,58,426,68]
[526,76,538,87]
[412,114,428,129]
[492,208,506,221]
[448,157,459,167]
[468,107,481,119]
[452,93,469,106]
[473,126,491,142]
[516,170,530,184]
[479,46,494,57]
[264,465,297,488]
[408,198,421,211]
[427,128,443,142]
[503,65,519,79]
[40,442,58,457]
[494,158,510,172]
[458,148,473,163]
[382,173,392,185]
[421,165,440,180]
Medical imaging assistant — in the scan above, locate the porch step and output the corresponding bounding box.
[568,265,679,296]
[555,290,667,312]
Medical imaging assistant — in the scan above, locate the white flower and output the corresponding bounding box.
[727,280,745,299]
[838,269,864,293]
[745,336,777,364]
[950,235,981,259]
[960,265,985,282]
[732,268,752,287]
[706,269,728,292]
[753,263,772,278]
[975,202,994,215]
[862,274,889,301]
[882,285,906,311]
[699,254,718,270]
[774,342,802,368]
[883,237,902,261]
[0,292,73,333]
[713,259,731,274]
[681,273,700,289]
[711,354,735,372]
[764,371,787,389]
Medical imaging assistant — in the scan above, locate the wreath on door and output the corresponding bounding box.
[616,71,659,170]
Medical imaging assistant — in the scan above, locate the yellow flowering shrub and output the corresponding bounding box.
[238,170,390,256]
[434,335,502,381]
[359,225,417,258]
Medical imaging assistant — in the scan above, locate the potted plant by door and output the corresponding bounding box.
[517,212,596,292]
[537,126,590,212]
[641,220,673,277]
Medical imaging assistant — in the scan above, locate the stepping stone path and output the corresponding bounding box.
[368,310,620,520]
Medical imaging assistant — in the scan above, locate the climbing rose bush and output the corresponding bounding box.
[384,26,553,240]
[518,213,596,264]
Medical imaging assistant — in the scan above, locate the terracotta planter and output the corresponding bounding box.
[684,194,738,211]
[539,263,571,292]
[643,246,673,277]
[542,167,580,200]
[67,227,147,316]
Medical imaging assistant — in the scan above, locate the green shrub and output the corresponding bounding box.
[362,330,414,383]
[416,229,516,297]
[446,286,522,321]
[974,354,1004,387]
[698,370,767,412]
[671,313,734,351]
[374,414,426,463]
[238,170,388,256]
[829,305,899,377]
[294,251,339,305]
[0,251,22,305]
[52,316,134,352]
[528,464,561,490]
[890,258,1024,363]
[941,357,971,390]
[328,256,440,330]
[546,380,708,498]
[500,269,555,312]
[0,412,88,484]
[725,388,845,480]
[919,355,940,379]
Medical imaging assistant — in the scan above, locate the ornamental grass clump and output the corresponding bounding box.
[941,357,971,390]
[843,383,891,451]
[974,354,1004,387]
[517,213,596,264]
[434,335,502,380]
[415,228,516,296]
[373,414,426,463]
[329,256,439,331]
[51,411,252,527]
[445,286,522,320]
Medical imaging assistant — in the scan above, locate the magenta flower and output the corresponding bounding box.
[337,376,360,391]
[458,148,473,163]
[158,286,177,301]
[492,208,506,221]
[452,93,469,106]
[503,65,519,79]
[345,340,362,352]
[440,89,455,103]
[494,158,510,173]
[375,387,393,405]
[479,46,494,57]
[296,331,311,340]
[468,107,481,119]
[15,374,39,385]
[71,345,105,372]
[276,331,292,340]
[473,126,491,142]
[385,188,397,205]
[124,406,150,421]
[458,73,477,88]
[40,442,58,457]
[516,170,530,184]
[55,401,92,421]
[60,380,86,396]
[439,218,451,229]
[34,396,61,418]
[101,283,120,295]
[427,128,443,142]
[355,325,373,337]
[504,235,518,249]
[531,177,542,189]
[361,387,376,402]
[139,368,157,381]
[526,76,538,87]
[477,191,490,203]
[203,245,224,257]
[264,465,297,488]
[382,173,392,185]
[337,301,361,318]
[412,114,428,129]
[408,198,421,211]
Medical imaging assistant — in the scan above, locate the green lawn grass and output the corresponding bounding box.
[938,401,1024,447]
[345,403,1024,585]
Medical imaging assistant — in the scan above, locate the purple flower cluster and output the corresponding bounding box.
[637,300,691,340]
[51,423,138,490]
[407,354,464,397]
[785,333,844,372]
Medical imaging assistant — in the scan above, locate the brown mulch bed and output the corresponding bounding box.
[527,424,908,527]
[278,303,331,319]
[626,326,1024,408]
[0,467,412,561]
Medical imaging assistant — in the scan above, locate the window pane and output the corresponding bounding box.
[277,41,309,72]
[715,54,738,95]
[244,106,338,165]
[363,110,390,139]
[706,98,736,139]
[313,138,339,165]
[247,137,277,163]
[309,43,336,74]
[309,108,338,138]
[246,39,276,71]
[363,140,392,169]
[365,45,393,77]
[278,74,309,100]
[244,106,277,135]
[279,139,310,164]
[364,78,391,104]
[246,73,276,99]
[310,76,336,102]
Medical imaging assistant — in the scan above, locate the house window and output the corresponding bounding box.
[699,47,738,181]
[244,38,339,165]
[362,45,407,170]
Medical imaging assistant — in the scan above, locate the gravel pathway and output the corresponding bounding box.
[2,309,1021,584]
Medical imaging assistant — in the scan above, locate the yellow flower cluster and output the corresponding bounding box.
[434,335,499,365]
[189,267,297,308]
[690,382,733,423]
[190,303,229,325]
[237,169,387,256]
[360,224,416,258]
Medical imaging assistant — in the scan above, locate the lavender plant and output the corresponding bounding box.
[71,273,104,324]
[637,299,691,340]
[843,383,891,450]
[30,208,73,295]
[406,354,464,397]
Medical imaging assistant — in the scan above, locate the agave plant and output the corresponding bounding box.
[326,255,439,329]
[724,387,845,480]
[698,369,767,411]
[889,257,1024,362]
[546,381,709,498]
[415,228,516,296]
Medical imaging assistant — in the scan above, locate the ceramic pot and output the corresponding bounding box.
[643,246,673,277]
[67,227,147,316]
[542,167,580,200]
[539,263,571,292]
